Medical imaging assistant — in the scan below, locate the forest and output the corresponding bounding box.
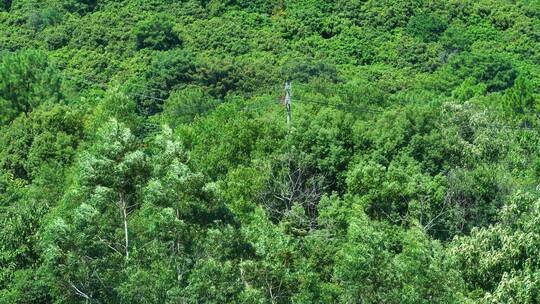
[1,0,540,303]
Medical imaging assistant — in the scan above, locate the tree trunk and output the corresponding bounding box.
[120,194,129,260]
[123,205,129,260]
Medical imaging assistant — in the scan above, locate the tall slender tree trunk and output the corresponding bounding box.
[119,193,129,260]
[123,205,129,260]
[176,208,181,282]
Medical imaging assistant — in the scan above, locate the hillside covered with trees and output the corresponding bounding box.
[1,0,540,303]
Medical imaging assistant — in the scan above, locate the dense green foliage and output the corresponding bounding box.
[1,0,540,303]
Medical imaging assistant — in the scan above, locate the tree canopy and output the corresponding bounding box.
[1,0,540,303]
